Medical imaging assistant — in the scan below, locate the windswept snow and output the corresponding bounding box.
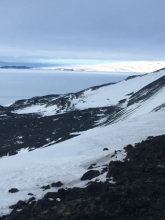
[71,70,165,110]
[14,104,46,114]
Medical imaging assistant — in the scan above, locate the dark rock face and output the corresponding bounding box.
[81,170,100,180]
[8,188,19,193]
[103,148,109,151]
[27,193,33,196]
[2,135,165,220]
[51,181,63,187]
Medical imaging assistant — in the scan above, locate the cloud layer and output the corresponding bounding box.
[0,0,165,60]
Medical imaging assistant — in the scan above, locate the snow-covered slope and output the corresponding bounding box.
[11,70,165,116]
[0,69,165,216]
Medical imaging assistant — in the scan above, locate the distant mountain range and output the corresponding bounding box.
[0,65,31,69]
[1,60,165,72]
[40,61,165,73]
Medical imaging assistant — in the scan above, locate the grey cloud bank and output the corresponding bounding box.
[0,0,165,60]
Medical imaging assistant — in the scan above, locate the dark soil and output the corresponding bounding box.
[2,134,165,220]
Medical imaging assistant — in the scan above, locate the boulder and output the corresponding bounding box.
[8,188,19,193]
[51,181,63,187]
[81,170,100,181]
[28,193,34,196]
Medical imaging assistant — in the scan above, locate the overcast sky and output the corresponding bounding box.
[0,0,165,61]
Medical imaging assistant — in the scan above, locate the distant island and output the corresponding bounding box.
[0,66,32,69]
[53,68,86,72]
[54,68,74,71]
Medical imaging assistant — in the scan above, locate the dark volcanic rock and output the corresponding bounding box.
[3,135,165,220]
[103,148,109,151]
[27,193,34,196]
[8,188,19,193]
[81,170,100,180]
[9,200,25,210]
[51,181,63,187]
[41,185,50,190]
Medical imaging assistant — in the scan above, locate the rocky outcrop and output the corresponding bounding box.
[51,181,63,187]
[81,170,100,180]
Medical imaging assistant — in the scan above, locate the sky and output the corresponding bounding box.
[0,0,165,63]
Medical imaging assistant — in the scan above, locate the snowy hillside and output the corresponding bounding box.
[11,69,165,116]
[0,69,165,216]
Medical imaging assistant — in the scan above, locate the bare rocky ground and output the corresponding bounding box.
[1,134,165,220]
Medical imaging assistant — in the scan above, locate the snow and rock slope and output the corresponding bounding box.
[1,70,165,157]
[0,69,165,216]
[10,70,165,115]
[3,135,165,220]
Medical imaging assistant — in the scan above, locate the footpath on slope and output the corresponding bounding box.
[1,134,165,220]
